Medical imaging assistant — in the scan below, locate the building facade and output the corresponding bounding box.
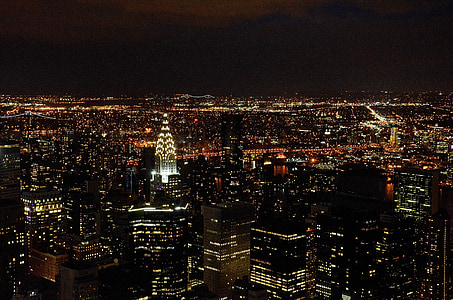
[129,204,188,298]
[203,202,255,299]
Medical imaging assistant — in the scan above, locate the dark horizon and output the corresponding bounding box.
[1,1,453,97]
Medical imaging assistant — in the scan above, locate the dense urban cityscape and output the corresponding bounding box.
[0,91,453,299]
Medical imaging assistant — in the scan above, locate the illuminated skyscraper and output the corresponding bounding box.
[22,189,67,282]
[129,195,188,299]
[22,190,64,252]
[250,218,307,299]
[203,202,255,299]
[0,141,26,298]
[155,113,177,184]
[394,169,439,222]
[220,113,244,202]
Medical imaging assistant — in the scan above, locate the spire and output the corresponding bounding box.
[155,113,177,183]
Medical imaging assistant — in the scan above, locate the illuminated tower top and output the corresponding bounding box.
[155,113,177,183]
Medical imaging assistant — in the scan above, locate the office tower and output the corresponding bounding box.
[0,141,26,299]
[418,209,450,299]
[189,155,216,210]
[203,201,255,299]
[129,198,188,299]
[0,202,27,299]
[314,208,378,299]
[101,189,134,258]
[63,187,103,263]
[220,113,244,202]
[155,113,177,184]
[0,140,21,202]
[143,146,156,202]
[394,169,439,221]
[22,190,64,252]
[375,213,415,299]
[21,138,60,192]
[65,190,99,239]
[250,218,307,299]
[22,190,66,282]
[186,155,216,288]
[60,262,99,300]
[314,211,345,299]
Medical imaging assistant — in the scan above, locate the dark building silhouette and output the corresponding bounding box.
[418,209,450,299]
[315,208,378,299]
[0,141,26,299]
[220,113,244,202]
[59,262,99,300]
[375,213,416,299]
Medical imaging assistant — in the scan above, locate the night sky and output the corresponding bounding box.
[1,0,453,96]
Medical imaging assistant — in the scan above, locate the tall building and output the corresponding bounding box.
[65,190,99,239]
[314,208,378,299]
[22,190,64,252]
[155,113,177,184]
[101,189,134,258]
[394,169,439,221]
[250,218,307,299]
[375,213,415,299]
[220,113,244,202]
[418,209,450,299]
[0,140,21,202]
[203,202,255,299]
[0,141,26,299]
[129,196,189,299]
[187,155,216,288]
[0,202,27,299]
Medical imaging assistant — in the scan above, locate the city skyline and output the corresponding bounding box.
[1,1,453,96]
[1,95,453,298]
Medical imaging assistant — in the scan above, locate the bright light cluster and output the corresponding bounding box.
[155,113,177,183]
